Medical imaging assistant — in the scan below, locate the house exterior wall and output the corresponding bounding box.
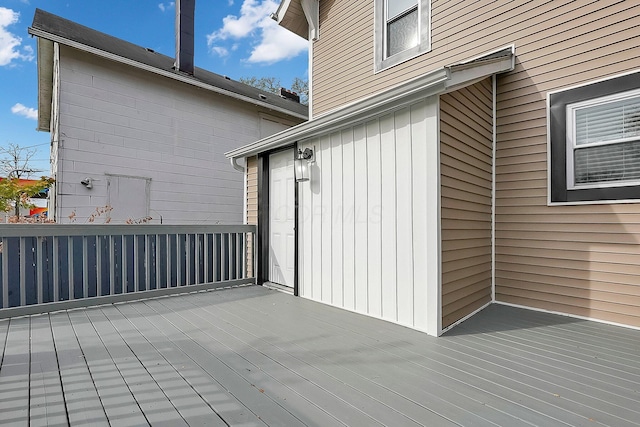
[246,155,258,277]
[312,0,640,328]
[49,43,61,216]
[297,97,440,333]
[440,78,493,328]
[55,46,300,224]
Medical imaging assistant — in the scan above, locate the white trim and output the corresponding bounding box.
[307,27,314,119]
[227,48,514,160]
[300,0,319,40]
[374,0,432,73]
[565,88,640,190]
[548,198,640,206]
[458,44,515,66]
[494,301,640,332]
[440,300,493,335]
[491,75,497,303]
[426,96,441,337]
[28,28,307,121]
[228,68,449,158]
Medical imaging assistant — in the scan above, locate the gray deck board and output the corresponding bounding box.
[452,323,640,403]
[49,312,109,426]
[183,289,474,426]
[252,288,616,427]
[0,317,30,426]
[84,307,189,427]
[121,299,269,427]
[160,292,412,427]
[222,288,574,426]
[67,309,149,426]
[29,314,67,426]
[2,285,640,426]
[99,304,229,426]
[141,297,313,427]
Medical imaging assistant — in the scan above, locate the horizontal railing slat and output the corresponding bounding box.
[0,224,255,237]
[0,225,256,316]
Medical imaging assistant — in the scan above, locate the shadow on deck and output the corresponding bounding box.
[1,285,639,426]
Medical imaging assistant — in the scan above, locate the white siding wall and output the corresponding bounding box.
[55,46,294,224]
[298,97,440,333]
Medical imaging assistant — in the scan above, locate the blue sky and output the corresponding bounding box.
[0,0,308,176]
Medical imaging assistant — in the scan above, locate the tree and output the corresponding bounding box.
[240,76,309,105]
[0,143,53,217]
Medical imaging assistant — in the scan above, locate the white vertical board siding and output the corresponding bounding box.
[341,130,356,310]
[298,96,440,333]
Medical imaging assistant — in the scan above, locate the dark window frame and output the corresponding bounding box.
[549,71,640,203]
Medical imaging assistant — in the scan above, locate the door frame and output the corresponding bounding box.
[257,143,299,296]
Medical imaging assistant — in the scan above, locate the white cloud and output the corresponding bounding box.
[11,103,38,120]
[0,7,34,66]
[228,0,234,5]
[158,2,175,12]
[247,22,307,64]
[210,46,229,57]
[207,0,307,64]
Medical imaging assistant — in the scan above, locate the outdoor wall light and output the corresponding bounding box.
[80,177,93,189]
[295,147,314,182]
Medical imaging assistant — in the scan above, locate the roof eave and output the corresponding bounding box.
[35,36,54,132]
[274,0,308,39]
[226,46,516,159]
[27,27,308,121]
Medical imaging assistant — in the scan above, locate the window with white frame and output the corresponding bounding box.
[549,70,640,203]
[567,91,640,188]
[375,0,430,72]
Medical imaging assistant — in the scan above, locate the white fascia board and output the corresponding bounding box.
[226,68,450,159]
[226,50,514,160]
[300,0,319,40]
[275,0,293,23]
[27,28,307,121]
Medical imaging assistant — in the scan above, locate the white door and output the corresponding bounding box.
[269,149,295,287]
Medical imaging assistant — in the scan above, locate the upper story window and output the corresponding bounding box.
[375,0,431,72]
[549,70,640,203]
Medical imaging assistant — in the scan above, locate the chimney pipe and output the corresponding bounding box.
[175,0,195,75]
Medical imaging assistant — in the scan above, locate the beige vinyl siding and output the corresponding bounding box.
[246,156,258,277]
[440,78,493,328]
[314,1,640,115]
[314,0,640,328]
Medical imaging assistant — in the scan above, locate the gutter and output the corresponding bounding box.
[225,45,514,161]
[226,68,450,159]
[27,27,308,121]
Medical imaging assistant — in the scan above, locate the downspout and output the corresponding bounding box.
[230,157,245,173]
[491,74,497,302]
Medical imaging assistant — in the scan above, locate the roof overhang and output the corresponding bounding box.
[27,27,308,121]
[35,37,54,132]
[273,0,309,39]
[226,46,515,160]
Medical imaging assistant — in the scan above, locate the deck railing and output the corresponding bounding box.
[0,224,255,318]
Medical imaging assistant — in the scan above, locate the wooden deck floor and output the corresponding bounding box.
[1,284,639,426]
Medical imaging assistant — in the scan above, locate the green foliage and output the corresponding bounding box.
[0,177,54,216]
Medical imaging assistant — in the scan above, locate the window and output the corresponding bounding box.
[549,71,640,203]
[375,0,430,72]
